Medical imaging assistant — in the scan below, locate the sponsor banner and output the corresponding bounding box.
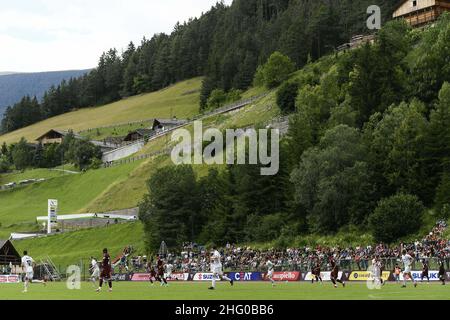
[226,272,263,282]
[348,271,391,281]
[267,271,301,282]
[0,275,20,283]
[169,273,190,281]
[131,273,189,282]
[399,271,442,281]
[111,273,132,281]
[192,273,222,281]
[304,272,344,282]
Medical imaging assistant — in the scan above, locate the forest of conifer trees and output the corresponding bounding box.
[1,0,399,133]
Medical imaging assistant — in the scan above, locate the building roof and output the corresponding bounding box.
[0,240,21,265]
[124,128,155,141]
[36,129,83,141]
[0,240,8,249]
[152,118,188,128]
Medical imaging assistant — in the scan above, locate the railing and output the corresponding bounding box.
[104,147,173,167]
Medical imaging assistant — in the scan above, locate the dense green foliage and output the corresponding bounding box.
[254,52,295,88]
[139,166,199,250]
[1,0,399,133]
[369,193,424,243]
[140,15,450,250]
[140,162,288,251]
[276,81,300,114]
[0,132,102,171]
[206,88,242,110]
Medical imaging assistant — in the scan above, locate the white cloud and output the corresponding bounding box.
[0,0,232,72]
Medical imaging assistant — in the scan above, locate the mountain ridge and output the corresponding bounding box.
[0,69,91,116]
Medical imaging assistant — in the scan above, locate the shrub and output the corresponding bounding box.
[276,81,299,114]
[207,89,227,109]
[369,193,424,243]
[253,52,295,88]
[246,213,286,242]
[0,156,10,173]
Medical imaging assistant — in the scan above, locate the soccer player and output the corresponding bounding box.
[146,260,158,286]
[311,261,323,284]
[438,261,446,286]
[21,251,35,293]
[165,261,174,282]
[157,257,168,287]
[97,248,113,292]
[208,247,234,290]
[421,260,430,283]
[90,257,100,286]
[329,258,345,288]
[371,256,384,287]
[118,255,129,273]
[265,258,276,287]
[401,249,417,288]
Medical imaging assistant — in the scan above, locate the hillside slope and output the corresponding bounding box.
[0,161,141,237]
[0,70,90,115]
[14,222,145,267]
[0,77,202,144]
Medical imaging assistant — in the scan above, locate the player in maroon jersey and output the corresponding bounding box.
[157,256,168,287]
[421,260,430,283]
[438,260,446,285]
[96,248,113,292]
[330,258,345,288]
[311,260,323,284]
[147,259,160,285]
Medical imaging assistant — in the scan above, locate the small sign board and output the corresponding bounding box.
[48,199,58,234]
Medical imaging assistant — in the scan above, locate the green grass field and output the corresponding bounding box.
[0,282,448,300]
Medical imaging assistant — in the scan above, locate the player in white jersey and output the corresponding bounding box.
[208,247,234,290]
[21,251,35,293]
[371,256,383,287]
[401,249,417,288]
[165,263,174,281]
[90,257,100,286]
[265,258,275,287]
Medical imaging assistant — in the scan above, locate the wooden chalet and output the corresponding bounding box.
[36,129,82,145]
[152,118,187,132]
[123,128,155,142]
[393,0,450,27]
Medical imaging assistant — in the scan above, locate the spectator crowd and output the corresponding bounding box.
[123,221,450,274]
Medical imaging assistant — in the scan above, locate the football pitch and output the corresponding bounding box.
[0,282,449,300]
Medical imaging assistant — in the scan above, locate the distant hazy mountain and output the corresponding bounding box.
[0,69,90,116]
[0,72,17,76]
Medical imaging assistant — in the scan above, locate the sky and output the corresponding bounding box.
[0,0,232,73]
